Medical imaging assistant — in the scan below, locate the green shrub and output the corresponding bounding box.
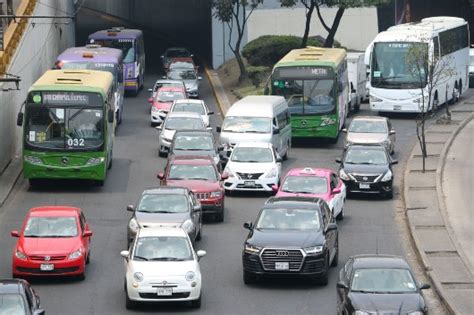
[246,65,270,87]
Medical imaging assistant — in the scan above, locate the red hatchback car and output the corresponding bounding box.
[159,155,227,222]
[11,206,92,280]
[149,86,187,126]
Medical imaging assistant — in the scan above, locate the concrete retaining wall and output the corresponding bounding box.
[0,0,75,172]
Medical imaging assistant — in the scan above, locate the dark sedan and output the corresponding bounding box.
[337,255,430,315]
[336,144,397,199]
[0,279,44,315]
[242,196,338,285]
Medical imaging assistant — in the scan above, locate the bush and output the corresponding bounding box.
[242,35,324,67]
[246,65,271,87]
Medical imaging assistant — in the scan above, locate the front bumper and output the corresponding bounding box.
[224,176,277,192]
[13,256,85,277]
[370,99,427,113]
[186,89,199,98]
[158,138,172,153]
[124,79,139,91]
[126,275,201,302]
[24,161,106,181]
[198,198,224,214]
[342,179,392,195]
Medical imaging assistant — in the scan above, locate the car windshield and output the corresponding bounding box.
[169,62,194,70]
[351,268,418,293]
[256,208,320,230]
[166,49,191,58]
[221,116,271,133]
[174,135,214,151]
[169,164,217,181]
[173,102,205,115]
[154,81,184,92]
[138,194,189,213]
[23,216,78,237]
[281,176,328,194]
[157,90,185,102]
[349,120,388,133]
[164,117,204,130]
[0,294,26,315]
[344,148,388,165]
[133,236,193,261]
[231,147,273,163]
[168,69,196,80]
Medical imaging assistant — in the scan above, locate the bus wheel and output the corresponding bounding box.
[28,179,40,187]
[95,180,104,187]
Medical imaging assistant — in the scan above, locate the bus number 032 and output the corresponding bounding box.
[67,138,85,147]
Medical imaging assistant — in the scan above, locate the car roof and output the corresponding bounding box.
[285,167,333,177]
[137,227,189,238]
[264,196,324,209]
[174,99,204,105]
[234,142,272,149]
[29,206,80,217]
[0,279,29,294]
[167,111,202,118]
[351,116,388,122]
[142,186,189,195]
[351,255,411,269]
[169,155,214,165]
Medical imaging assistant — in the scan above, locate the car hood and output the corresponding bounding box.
[275,191,331,202]
[153,101,172,110]
[349,292,424,313]
[227,161,275,174]
[135,211,190,226]
[342,163,389,175]
[247,229,324,248]
[130,260,199,277]
[347,133,388,144]
[171,149,217,159]
[20,237,80,255]
[219,132,271,145]
[166,179,221,193]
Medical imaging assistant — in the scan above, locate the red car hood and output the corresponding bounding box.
[166,180,221,193]
[275,191,331,203]
[153,101,172,110]
[20,237,80,255]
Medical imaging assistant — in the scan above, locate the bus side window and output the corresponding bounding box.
[118,65,123,83]
[433,36,440,58]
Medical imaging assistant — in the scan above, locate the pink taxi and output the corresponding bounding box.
[273,167,346,220]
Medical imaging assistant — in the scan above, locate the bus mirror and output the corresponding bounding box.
[108,110,114,123]
[16,112,24,126]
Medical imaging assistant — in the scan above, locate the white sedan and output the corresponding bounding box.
[223,142,282,193]
[121,227,206,309]
[169,99,214,127]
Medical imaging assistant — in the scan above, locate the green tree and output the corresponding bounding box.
[212,0,264,81]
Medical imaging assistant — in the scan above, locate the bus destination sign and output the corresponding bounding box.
[274,67,332,80]
[30,92,102,106]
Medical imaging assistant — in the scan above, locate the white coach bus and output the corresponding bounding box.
[365,16,470,113]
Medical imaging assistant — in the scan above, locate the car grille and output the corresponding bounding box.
[351,174,380,183]
[139,292,190,299]
[301,257,325,273]
[261,249,304,272]
[16,266,79,274]
[243,254,263,273]
[236,183,264,189]
[195,192,210,200]
[237,172,264,180]
[29,255,66,261]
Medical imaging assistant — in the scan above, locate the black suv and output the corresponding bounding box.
[0,279,44,315]
[242,197,338,285]
[336,144,397,199]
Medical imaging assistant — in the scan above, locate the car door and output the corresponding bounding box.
[338,259,353,314]
[322,202,336,260]
[272,146,282,177]
[79,212,91,254]
[330,173,344,216]
[189,193,201,237]
[387,119,396,151]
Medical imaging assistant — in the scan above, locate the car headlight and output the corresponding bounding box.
[370,95,382,102]
[244,244,262,255]
[24,155,43,165]
[339,169,350,181]
[223,166,235,178]
[161,136,172,143]
[355,311,372,315]
[129,218,139,232]
[86,157,105,165]
[303,245,323,255]
[15,251,27,260]
[181,219,195,233]
[68,249,82,260]
[265,167,278,178]
[133,272,144,282]
[185,271,195,282]
[381,170,392,182]
[210,191,222,198]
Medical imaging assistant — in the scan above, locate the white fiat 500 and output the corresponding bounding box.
[223,142,282,193]
[121,228,206,309]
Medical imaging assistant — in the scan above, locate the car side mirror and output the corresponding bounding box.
[157,172,164,179]
[276,156,283,163]
[389,130,396,135]
[148,88,153,92]
[11,230,19,237]
[120,250,129,259]
[271,184,279,193]
[391,159,398,165]
[107,110,114,123]
[127,205,135,212]
[273,128,280,135]
[335,158,342,163]
[221,173,229,180]
[148,97,153,104]
[325,222,337,233]
[208,111,214,115]
[332,187,341,194]
[420,283,430,290]
[337,281,349,290]
[216,126,221,133]
[198,76,203,80]
[196,250,206,260]
[243,221,253,230]
[83,230,93,237]
[33,310,45,315]
[155,126,162,131]
[16,112,24,127]
[342,128,347,133]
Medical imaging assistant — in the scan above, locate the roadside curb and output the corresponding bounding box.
[203,66,232,115]
[403,102,474,315]
[0,157,22,208]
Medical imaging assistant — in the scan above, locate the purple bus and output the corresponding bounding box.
[56,45,125,124]
[88,27,145,95]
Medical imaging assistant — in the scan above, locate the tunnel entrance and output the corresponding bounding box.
[75,0,213,71]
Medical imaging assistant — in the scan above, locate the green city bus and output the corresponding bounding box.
[17,70,115,186]
[269,47,349,142]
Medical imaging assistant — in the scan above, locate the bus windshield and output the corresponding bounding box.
[93,39,135,63]
[371,42,428,89]
[25,92,104,150]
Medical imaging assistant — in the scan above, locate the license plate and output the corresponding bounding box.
[275,262,289,270]
[157,287,173,296]
[393,105,402,110]
[244,181,256,187]
[359,183,370,189]
[40,264,54,271]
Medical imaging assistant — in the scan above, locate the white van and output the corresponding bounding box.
[217,96,291,160]
[347,52,367,111]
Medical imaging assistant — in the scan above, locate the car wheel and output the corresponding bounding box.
[336,207,344,221]
[215,208,224,222]
[282,142,290,161]
[243,271,256,285]
[125,291,137,310]
[190,294,201,309]
[318,256,330,285]
[86,250,90,265]
[158,150,168,158]
[331,239,339,267]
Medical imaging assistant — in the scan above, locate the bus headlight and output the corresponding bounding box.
[127,67,134,79]
[86,157,105,165]
[24,156,43,165]
[370,95,383,102]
